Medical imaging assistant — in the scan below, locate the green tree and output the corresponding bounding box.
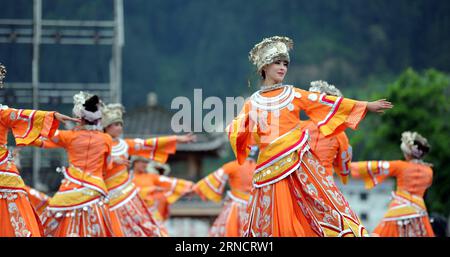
[351,68,450,215]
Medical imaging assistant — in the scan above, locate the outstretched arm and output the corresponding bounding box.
[175,132,197,144]
[127,133,195,164]
[296,88,393,137]
[54,112,81,124]
[350,160,400,189]
[367,99,393,113]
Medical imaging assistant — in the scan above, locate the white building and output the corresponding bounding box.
[335,177,395,232]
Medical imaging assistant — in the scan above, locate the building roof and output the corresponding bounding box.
[123,104,228,154]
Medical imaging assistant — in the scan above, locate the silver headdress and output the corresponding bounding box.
[0,63,6,88]
[249,36,294,73]
[101,103,125,128]
[400,131,431,159]
[309,80,343,97]
[145,160,171,176]
[72,91,102,123]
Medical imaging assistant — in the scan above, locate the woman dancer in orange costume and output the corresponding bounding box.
[351,131,435,237]
[101,103,195,236]
[132,158,194,225]
[300,81,353,185]
[192,146,257,237]
[35,92,122,237]
[227,36,393,237]
[0,63,77,237]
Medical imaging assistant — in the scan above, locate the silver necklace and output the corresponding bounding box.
[259,83,284,93]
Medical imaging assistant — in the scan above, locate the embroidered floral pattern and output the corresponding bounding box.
[209,195,248,237]
[243,149,366,237]
[6,194,31,237]
[113,193,162,237]
[41,200,115,237]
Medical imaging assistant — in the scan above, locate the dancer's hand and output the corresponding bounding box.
[367,99,393,113]
[54,112,81,124]
[176,133,197,143]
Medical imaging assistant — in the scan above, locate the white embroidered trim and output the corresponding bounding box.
[15,110,35,138]
[316,94,342,128]
[205,175,224,194]
[253,159,301,188]
[0,171,20,177]
[0,188,27,194]
[254,129,309,174]
[108,178,134,196]
[109,188,138,211]
[226,190,248,205]
[382,213,427,222]
[47,197,103,212]
[61,166,107,196]
[112,138,129,157]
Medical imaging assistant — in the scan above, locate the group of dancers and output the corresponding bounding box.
[0,35,436,237]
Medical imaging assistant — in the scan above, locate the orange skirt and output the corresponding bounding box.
[40,198,121,237]
[209,196,247,237]
[243,151,368,237]
[0,191,43,237]
[145,205,169,236]
[373,216,435,237]
[110,191,164,237]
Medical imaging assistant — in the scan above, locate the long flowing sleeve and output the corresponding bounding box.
[24,185,50,215]
[333,132,352,184]
[226,101,255,164]
[126,136,177,164]
[193,165,231,203]
[350,160,401,189]
[33,129,70,148]
[296,88,368,137]
[154,175,193,204]
[2,108,59,146]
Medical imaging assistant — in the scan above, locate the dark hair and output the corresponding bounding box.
[82,118,97,125]
[82,95,100,125]
[83,95,100,112]
[414,139,430,158]
[261,70,266,80]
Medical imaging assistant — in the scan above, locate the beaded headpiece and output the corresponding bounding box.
[101,103,125,128]
[400,131,431,159]
[0,63,7,88]
[249,36,293,73]
[72,91,102,123]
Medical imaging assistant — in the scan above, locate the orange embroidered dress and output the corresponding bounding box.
[193,159,255,236]
[227,85,369,237]
[133,168,193,223]
[36,128,122,237]
[301,120,352,184]
[105,136,178,237]
[351,160,435,237]
[0,106,58,237]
